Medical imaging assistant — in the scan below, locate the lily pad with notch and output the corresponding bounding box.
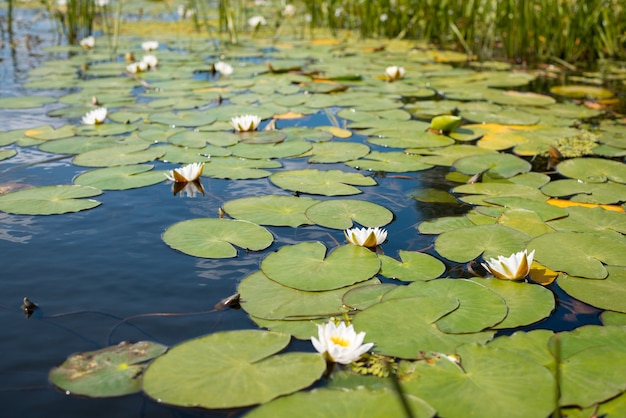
[305,199,393,229]
[0,185,102,215]
[142,330,325,409]
[378,250,446,282]
[261,242,380,291]
[73,143,165,167]
[270,169,377,196]
[162,218,273,259]
[73,165,167,190]
[222,195,319,227]
[201,157,282,180]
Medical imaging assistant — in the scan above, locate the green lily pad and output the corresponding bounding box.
[487,329,555,367]
[308,142,371,163]
[148,110,217,127]
[0,95,56,109]
[547,206,626,234]
[470,277,555,329]
[557,266,626,313]
[229,140,312,159]
[529,231,626,279]
[494,208,556,237]
[461,108,540,125]
[383,278,507,333]
[353,296,495,358]
[601,311,626,326]
[367,131,454,149]
[379,251,446,282]
[162,218,273,259]
[73,144,165,167]
[239,270,380,321]
[453,153,532,178]
[201,157,281,179]
[49,341,167,398]
[38,136,120,154]
[342,284,398,310]
[483,89,556,106]
[142,330,325,409]
[304,199,393,229]
[246,386,436,418]
[484,196,568,221]
[435,224,531,263]
[345,151,434,172]
[0,185,102,215]
[237,131,287,144]
[0,150,17,161]
[73,165,166,190]
[550,85,614,99]
[556,157,626,183]
[540,179,626,204]
[453,183,548,206]
[552,325,626,407]
[270,169,377,196]
[261,242,380,291]
[417,144,495,166]
[418,216,476,234]
[222,195,318,227]
[401,343,555,418]
[25,124,75,140]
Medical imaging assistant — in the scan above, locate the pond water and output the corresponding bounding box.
[0,5,618,418]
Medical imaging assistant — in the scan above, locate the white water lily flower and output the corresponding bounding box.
[141,41,159,51]
[126,61,148,74]
[94,0,109,6]
[311,321,374,365]
[82,107,108,125]
[344,226,387,247]
[214,61,233,76]
[282,4,296,17]
[141,54,158,69]
[230,114,261,132]
[164,162,205,183]
[482,249,535,281]
[248,15,267,28]
[79,36,95,49]
[385,66,405,82]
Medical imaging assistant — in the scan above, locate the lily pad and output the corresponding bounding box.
[529,231,626,279]
[378,251,446,282]
[73,144,165,167]
[452,153,532,178]
[25,124,75,140]
[401,343,555,418]
[201,157,282,179]
[470,277,555,329]
[540,179,626,205]
[74,165,166,190]
[222,195,318,227]
[557,266,626,313]
[353,296,495,358]
[435,224,531,263]
[270,169,377,196]
[304,199,393,229]
[383,278,507,333]
[49,341,167,398]
[556,157,626,183]
[229,141,312,159]
[0,185,102,215]
[550,85,614,99]
[162,218,273,259]
[342,283,398,310]
[261,242,380,291]
[148,110,217,127]
[246,386,436,418]
[0,95,56,109]
[239,270,380,321]
[547,206,626,234]
[308,142,371,163]
[142,330,325,409]
[345,151,434,172]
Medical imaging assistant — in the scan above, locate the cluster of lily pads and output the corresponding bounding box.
[1,24,626,418]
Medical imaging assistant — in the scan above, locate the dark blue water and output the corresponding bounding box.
[0,6,603,418]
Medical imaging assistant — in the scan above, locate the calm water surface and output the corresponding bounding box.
[0,6,603,418]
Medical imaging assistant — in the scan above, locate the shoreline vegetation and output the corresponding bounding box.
[7,0,626,68]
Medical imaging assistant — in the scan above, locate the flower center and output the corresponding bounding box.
[330,336,350,347]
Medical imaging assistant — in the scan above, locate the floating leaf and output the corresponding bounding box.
[435,224,531,263]
[529,231,626,279]
[25,124,75,140]
[201,156,281,180]
[557,266,626,313]
[142,330,325,409]
[485,196,568,221]
[222,195,318,227]
[148,110,217,127]
[308,142,370,163]
[229,141,312,159]
[383,278,507,333]
[261,242,380,291]
[556,157,626,183]
[73,144,165,167]
[74,165,166,190]
[0,95,56,109]
[246,387,436,418]
[353,297,494,358]
[453,183,548,205]
[342,284,397,310]
[378,251,445,282]
[541,179,626,205]
[470,277,555,329]
[239,270,380,321]
[547,206,626,234]
[0,185,102,215]
[345,151,433,172]
[49,341,167,398]
[550,85,614,99]
[304,199,393,229]
[401,344,555,418]
[162,218,273,259]
[270,169,376,196]
[453,153,532,178]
